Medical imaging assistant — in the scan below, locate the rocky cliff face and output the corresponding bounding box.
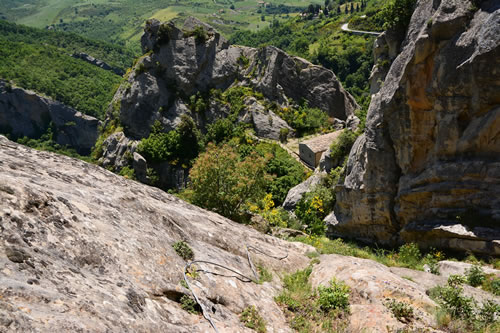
[0,81,100,155]
[0,135,311,332]
[4,135,493,332]
[99,17,358,176]
[328,0,500,254]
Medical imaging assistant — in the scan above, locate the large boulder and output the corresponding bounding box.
[0,137,312,332]
[0,81,100,155]
[328,0,500,254]
[282,172,325,211]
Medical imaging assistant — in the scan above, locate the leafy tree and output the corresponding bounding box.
[382,0,417,33]
[137,115,201,165]
[188,143,272,221]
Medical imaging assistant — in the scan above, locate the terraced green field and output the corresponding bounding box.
[0,0,323,52]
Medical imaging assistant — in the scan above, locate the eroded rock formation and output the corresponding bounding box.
[0,80,100,155]
[100,17,358,176]
[0,135,311,332]
[2,136,498,331]
[328,0,500,254]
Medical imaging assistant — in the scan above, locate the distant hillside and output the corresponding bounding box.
[0,20,133,119]
[0,0,323,51]
[229,2,390,107]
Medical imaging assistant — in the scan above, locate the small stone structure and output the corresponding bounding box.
[299,131,342,168]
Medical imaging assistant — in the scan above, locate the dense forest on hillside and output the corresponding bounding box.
[0,20,127,119]
[0,20,136,70]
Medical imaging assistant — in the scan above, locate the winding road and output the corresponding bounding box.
[341,22,382,36]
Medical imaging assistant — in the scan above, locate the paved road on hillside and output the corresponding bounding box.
[341,23,382,36]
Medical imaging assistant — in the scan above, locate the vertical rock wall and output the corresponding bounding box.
[328,0,500,254]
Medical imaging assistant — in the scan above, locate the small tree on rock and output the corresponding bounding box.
[188,143,272,221]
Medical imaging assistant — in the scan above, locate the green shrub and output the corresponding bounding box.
[483,274,500,296]
[172,241,194,261]
[330,129,358,165]
[429,277,475,320]
[294,183,334,236]
[275,103,328,137]
[279,127,289,143]
[180,295,200,314]
[118,166,136,180]
[466,265,486,287]
[275,265,349,331]
[385,299,414,322]
[204,118,235,145]
[237,54,250,68]
[189,92,207,113]
[188,143,271,221]
[382,0,418,33]
[158,23,172,44]
[240,306,267,332]
[137,116,201,165]
[184,26,207,43]
[479,300,500,324]
[398,243,421,268]
[317,278,350,312]
[257,264,273,284]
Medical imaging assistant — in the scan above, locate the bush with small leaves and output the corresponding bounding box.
[257,264,272,284]
[240,306,267,332]
[172,241,194,261]
[180,295,200,314]
[398,243,421,268]
[466,265,486,287]
[317,278,350,312]
[385,299,414,323]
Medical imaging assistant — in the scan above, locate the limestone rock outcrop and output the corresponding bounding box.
[0,81,100,155]
[282,172,325,211]
[328,0,500,254]
[0,136,312,332]
[71,52,125,76]
[100,17,358,177]
[3,136,494,331]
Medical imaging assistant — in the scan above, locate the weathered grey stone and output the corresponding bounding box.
[389,265,500,307]
[0,81,100,154]
[71,52,124,76]
[99,131,138,169]
[310,255,440,332]
[436,260,500,279]
[329,0,500,254]
[0,137,313,332]
[133,152,148,183]
[244,97,293,140]
[117,17,357,140]
[282,172,324,211]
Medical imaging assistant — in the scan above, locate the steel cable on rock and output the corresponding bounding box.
[182,245,288,333]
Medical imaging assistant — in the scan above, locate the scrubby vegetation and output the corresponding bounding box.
[137,116,202,166]
[429,275,500,332]
[293,236,450,272]
[0,20,135,70]
[384,299,414,323]
[187,143,271,221]
[172,241,194,261]
[240,306,267,332]
[275,265,350,331]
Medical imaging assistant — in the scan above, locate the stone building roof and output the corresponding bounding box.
[301,130,342,153]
